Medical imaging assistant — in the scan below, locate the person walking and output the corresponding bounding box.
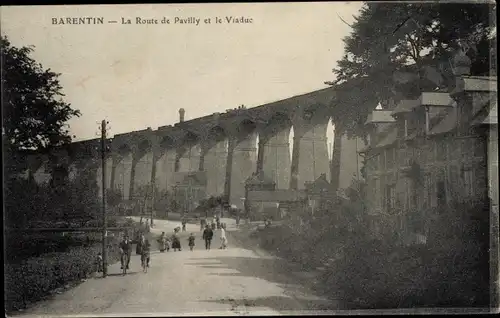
[119,234,132,270]
[137,233,148,265]
[202,225,214,250]
[171,231,182,252]
[158,232,168,252]
[140,238,151,269]
[188,233,196,251]
[219,226,228,249]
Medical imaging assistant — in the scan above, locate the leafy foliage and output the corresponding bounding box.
[328,2,496,137]
[1,36,81,153]
[106,188,123,208]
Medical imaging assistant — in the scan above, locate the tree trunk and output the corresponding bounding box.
[330,128,343,191]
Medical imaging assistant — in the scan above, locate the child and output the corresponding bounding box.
[96,252,103,273]
[188,233,196,251]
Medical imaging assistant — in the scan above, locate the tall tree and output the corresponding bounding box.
[328,2,496,137]
[1,36,81,154]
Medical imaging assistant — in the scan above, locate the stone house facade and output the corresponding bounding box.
[361,53,497,243]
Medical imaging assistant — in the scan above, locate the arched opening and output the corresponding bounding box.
[115,144,133,200]
[289,126,295,161]
[327,118,335,162]
[156,136,176,199]
[133,139,154,201]
[260,112,293,189]
[204,126,229,197]
[138,140,152,154]
[160,136,174,152]
[177,131,201,172]
[117,144,131,157]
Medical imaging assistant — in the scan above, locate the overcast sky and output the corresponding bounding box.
[1,3,363,146]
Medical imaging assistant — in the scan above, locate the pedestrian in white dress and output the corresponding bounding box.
[219,227,228,249]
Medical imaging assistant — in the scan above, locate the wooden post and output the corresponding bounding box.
[101,120,108,278]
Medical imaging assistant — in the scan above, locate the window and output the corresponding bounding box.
[425,174,434,208]
[463,168,474,197]
[375,178,382,209]
[437,180,446,207]
[460,104,473,134]
[385,184,397,211]
[474,138,486,158]
[397,118,407,139]
[436,140,447,162]
[372,154,380,170]
[381,151,386,170]
[427,142,436,163]
[386,148,395,169]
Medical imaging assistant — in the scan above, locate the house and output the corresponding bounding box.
[244,171,307,221]
[172,171,207,213]
[304,173,337,216]
[361,50,498,243]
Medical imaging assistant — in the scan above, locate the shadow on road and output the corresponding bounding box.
[105,272,140,277]
[189,256,310,286]
[202,295,334,312]
[188,256,339,311]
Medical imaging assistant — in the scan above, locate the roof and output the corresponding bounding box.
[391,99,419,116]
[365,110,396,125]
[304,173,334,193]
[418,92,456,107]
[461,76,497,92]
[245,171,275,186]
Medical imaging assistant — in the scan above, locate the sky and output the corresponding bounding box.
[1,3,363,150]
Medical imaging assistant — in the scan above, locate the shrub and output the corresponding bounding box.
[4,219,141,314]
[4,238,122,313]
[317,199,490,309]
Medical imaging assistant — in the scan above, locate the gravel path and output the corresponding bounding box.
[14,217,336,317]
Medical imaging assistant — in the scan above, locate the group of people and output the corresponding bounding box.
[201,222,227,250]
[114,217,229,273]
[199,215,224,231]
[157,229,196,252]
[118,233,150,271]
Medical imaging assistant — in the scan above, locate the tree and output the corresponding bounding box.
[1,36,81,154]
[326,3,495,188]
[327,2,496,137]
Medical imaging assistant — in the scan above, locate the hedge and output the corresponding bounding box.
[4,219,142,314]
[251,200,490,309]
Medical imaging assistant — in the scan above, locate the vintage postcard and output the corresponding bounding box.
[2,2,498,316]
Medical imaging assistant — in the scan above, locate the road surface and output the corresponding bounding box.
[14,218,337,316]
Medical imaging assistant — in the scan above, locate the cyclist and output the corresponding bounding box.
[119,234,132,270]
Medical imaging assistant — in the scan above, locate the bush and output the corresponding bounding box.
[253,195,490,309]
[4,218,142,314]
[317,199,490,309]
[4,237,124,313]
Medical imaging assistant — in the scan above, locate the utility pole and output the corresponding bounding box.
[101,120,108,278]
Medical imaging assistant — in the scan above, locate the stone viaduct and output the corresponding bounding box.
[26,87,365,210]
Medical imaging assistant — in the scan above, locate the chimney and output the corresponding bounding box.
[179,108,185,123]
